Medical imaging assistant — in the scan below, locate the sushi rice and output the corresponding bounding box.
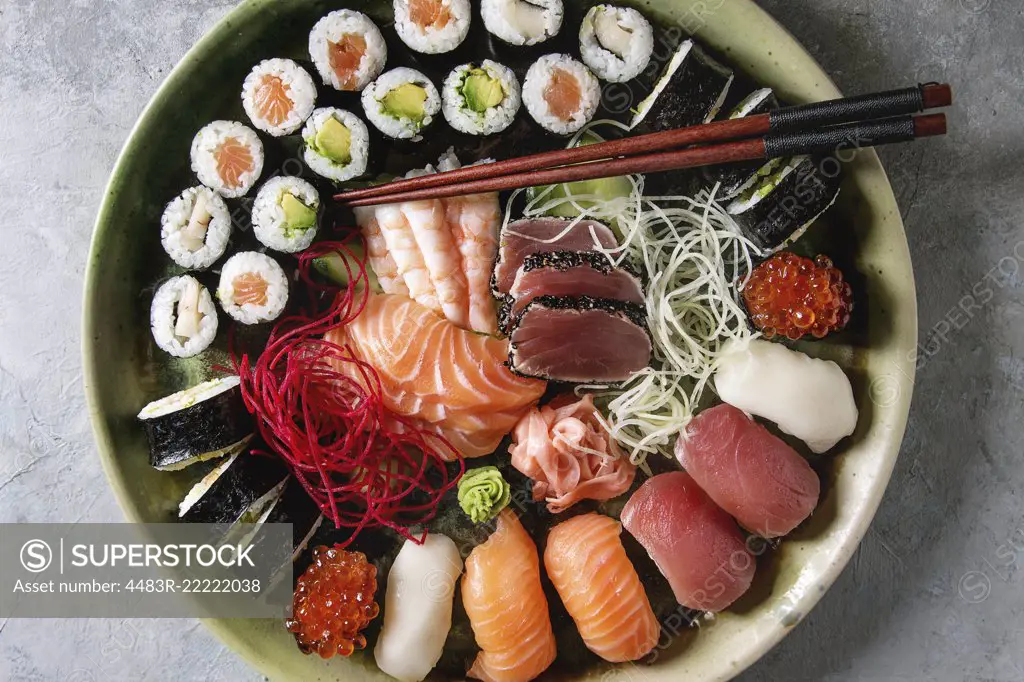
[481,0,563,46]
[160,186,232,270]
[442,60,522,136]
[394,0,471,54]
[579,5,654,83]
[309,10,387,92]
[190,120,264,198]
[362,67,441,141]
[217,251,289,325]
[302,108,370,182]
[151,275,219,358]
[522,54,600,135]
[252,176,321,253]
[241,58,318,137]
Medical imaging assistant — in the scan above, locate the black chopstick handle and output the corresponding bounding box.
[764,115,917,158]
[769,85,930,132]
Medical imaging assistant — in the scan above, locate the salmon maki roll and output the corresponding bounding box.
[394,0,471,54]
[241,58,317,137]
[522,54,600,135]
[309,10,387,92]
[190,121,264,198]
[217,252,289,324]
[463,510,556,682]
[544,513,659,662]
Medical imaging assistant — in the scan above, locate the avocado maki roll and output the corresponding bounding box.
[705,88,781,201]
[631,39,734,131]
[138,376,253,471]
[178,451,289,525]
[302,108,370,183]
[442,60,522,136]
[362,67,441,141]
[726,155,843,252]
[252,177,321,254]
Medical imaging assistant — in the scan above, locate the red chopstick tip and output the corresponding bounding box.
[914,113,947,138]
[921,83,953,109]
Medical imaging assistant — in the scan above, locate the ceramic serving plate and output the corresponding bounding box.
[83,0,917,679]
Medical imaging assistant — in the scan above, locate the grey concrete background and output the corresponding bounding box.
[0,0,1021,680]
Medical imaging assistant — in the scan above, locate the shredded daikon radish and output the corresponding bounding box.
[506,121,763,465]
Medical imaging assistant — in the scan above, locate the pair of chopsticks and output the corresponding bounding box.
[336,83,952,207]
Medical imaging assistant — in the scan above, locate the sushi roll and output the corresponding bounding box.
[726,155,843,251]
[178,451,289,525]
[309,9,387,92]
[252,177,321,253]
[394,0,471,54]
[302,108,370,182]
[630,39,734,131]
[190,121,264,198]
[579,5,654,84]
[705,88,780,201]
[160,186,231,270]
[442,60,521,136]
[137,376,253,471]
[150,275,218,358]
[241,58,318,137]
[522,54,600,135]
[362,67,441,141]
[217,252,289,324]
[481,0,563,46]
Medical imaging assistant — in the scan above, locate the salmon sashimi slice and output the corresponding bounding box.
[254,75,294,127]
[215,137,255,190]
[463,510,556,682]
[354,207,411,296]
[329,33,367,91]
[544,68,583,121]
[408,0,453,28]
[325,294,545,459]
[544,514,659,662]
[402,198,471,329]
[375,204,442,313]
[232,273,269,306]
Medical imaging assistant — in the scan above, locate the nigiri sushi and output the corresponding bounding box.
[621,472,755,612]
[375,534,464,682]
[463,509,556,682]
[543,514,659,662]
[714,338,858,453]
[676,403,820,538]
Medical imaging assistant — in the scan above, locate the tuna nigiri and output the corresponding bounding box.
[544,514,659,662]
[621,472,755,612]
[463,509,557,682]
[676,403,820,538]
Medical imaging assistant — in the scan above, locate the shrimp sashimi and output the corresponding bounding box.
[402,198,471,329]
[354,206,410,296]
[447,192,501,335]
[544,514,659,662]
[375,204,440,311]
[463,510,557,682]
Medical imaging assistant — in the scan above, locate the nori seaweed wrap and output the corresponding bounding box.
[137,376,253,471]
[705,88,781,200]
[178,452,289,525]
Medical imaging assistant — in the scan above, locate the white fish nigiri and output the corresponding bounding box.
[375,534,464,682]
[714,338,858,453]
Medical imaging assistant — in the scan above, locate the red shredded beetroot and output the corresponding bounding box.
[230,239,464,546]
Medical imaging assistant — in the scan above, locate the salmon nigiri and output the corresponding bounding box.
[544,514,659,662]
[463,510,556,682]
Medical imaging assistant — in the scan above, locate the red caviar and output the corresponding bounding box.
[285,546,380,659]
[742,252,853,341]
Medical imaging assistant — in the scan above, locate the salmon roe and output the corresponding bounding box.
[742,252,853,341]
[285,546,380,659]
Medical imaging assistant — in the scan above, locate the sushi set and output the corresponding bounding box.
[90,0,947,680]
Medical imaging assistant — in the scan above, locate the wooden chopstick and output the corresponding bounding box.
[345,114,947,207]
[335,83,951,205]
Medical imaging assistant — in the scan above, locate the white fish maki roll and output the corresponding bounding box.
[362,67,441,141]
[579,5,654,83]
[523,54,600,135]
[241,58,318,137]
[442,60,521,136]
[151,275,218,358]
[302,108,370,182]
[252,177,321,253]
[394,0,471,54]
[309,9,387,92]
[161,186,231,270]
[217,252,290,324]
[481,0,563,46]
[190,121,264,198]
